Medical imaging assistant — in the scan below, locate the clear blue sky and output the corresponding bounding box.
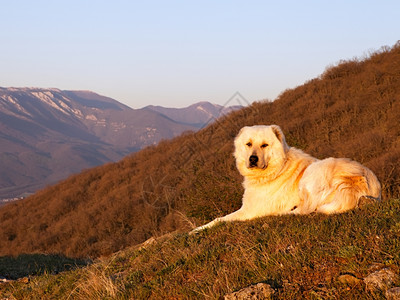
[1,1,399,108]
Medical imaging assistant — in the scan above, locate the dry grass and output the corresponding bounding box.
[2,198,399,299]
[68,263,124,299]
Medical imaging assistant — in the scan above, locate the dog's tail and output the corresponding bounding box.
[360,166,381,202]
[317,166,381,214]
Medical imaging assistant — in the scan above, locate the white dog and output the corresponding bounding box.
[193,125,381,232]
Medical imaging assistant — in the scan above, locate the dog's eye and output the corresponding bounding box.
[246,142,252,147]
[260,143,269,148]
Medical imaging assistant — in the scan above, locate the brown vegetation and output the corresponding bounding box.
[0,42,399,258]
[4,198,400,299]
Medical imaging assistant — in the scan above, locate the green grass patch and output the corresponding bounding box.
[1,199,399,299]
[0,254,89,280]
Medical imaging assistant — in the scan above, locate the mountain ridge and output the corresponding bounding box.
[144,101,243,127]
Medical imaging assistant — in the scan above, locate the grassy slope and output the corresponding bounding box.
[0,43,399,258]
[1,198,399,299]
[1,43,400,298]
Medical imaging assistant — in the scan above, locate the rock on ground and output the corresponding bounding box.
[363,268,399,292]
[337,274,362,286]
[224,283,274,300]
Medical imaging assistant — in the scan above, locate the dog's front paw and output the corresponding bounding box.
[189,218,222,235]
[189,225,206,235]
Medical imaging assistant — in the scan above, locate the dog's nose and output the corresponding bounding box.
[249,155,258,166]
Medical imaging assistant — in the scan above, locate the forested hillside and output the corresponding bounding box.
[0,43,399,258]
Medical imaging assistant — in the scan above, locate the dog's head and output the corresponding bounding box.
[234,125,289,179]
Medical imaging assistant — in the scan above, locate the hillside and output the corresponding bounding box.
[2,198,399,298]
[0,43,399,260]
[0,88,234,199]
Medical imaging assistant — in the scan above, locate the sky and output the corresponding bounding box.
[1,1,399,109]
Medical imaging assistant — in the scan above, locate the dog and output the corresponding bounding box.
[192,125,381,232]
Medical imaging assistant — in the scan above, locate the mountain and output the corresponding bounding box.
[0,88,240,199]
[144,101,243,127]
[0,43,399,259]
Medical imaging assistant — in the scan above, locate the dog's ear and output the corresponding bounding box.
[271,125,289,152]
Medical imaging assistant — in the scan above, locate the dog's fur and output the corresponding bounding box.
[193,125,381,232]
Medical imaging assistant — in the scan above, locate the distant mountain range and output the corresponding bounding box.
[0,87,241,199]
[144,102,241,127]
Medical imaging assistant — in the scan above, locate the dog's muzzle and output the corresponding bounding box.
[249,155,258,167]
